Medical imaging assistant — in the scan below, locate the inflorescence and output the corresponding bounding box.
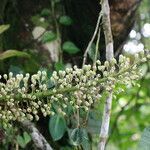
[0,51,149,127]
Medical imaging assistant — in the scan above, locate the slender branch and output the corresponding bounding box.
[19,120,53,150]
[94,27,101,66]
[50,0,62,63]
[82,12,102,66]
[77,108,80,127]
[98,0,114,149]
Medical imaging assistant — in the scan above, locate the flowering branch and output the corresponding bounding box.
[0,53,148,127]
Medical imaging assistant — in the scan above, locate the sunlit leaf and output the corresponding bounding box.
[0,50,30,60]
[0,24,10,35]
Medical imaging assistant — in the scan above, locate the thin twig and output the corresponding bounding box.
[77,109,80,128]
[15,143,19,150]
[94,27,101,66]
[50,0,62,62]
[82,12,102,67]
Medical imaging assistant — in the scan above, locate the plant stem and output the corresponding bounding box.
[101,0,114,61]
[50,0,62,62]
[94,27,101,66]
[98,0,114,149]
[98,92,113,150]
[77,108,80,127]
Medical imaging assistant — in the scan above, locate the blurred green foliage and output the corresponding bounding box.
[0,0,149,149]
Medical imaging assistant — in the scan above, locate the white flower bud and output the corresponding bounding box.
[104,61,109,67]
[96,60,101,65]
[98,66,105,71]
[42,71,47,76]
[3,74,7,80]
[9,72,13,78]
[119,55,124,63]
[37,71,42,76]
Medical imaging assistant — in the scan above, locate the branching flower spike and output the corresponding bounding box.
[0,51,149,127]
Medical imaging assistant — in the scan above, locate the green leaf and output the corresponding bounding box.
[53,0,61,3]
[23,132,31,144]
[16,132,31,148]
[41,8,51,17]
[17,135,26,148]
[0,50,30,61]
[69,128,88,146]
[62,41,80,54]
[87,110,101,134]
[81,130,90,150]
[49,114,67,141]
[0,24,10,35]
[9,65,23,76]
[31,15,41,25]
[70,128,82,146]
[31,15,49,28]
[59,16,73,26]
[54,62,65,71]
[138,127,150,150]
[88,43,100,62]
[60,146,72,150]
[41,31,57,43]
